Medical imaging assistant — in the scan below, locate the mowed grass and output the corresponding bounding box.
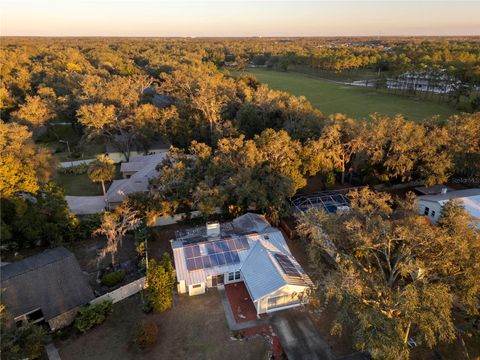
[241,68,458,121]
[54,165,121,196]
[55,172,103,196]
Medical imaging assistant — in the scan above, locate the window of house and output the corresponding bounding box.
[424,207,430,216]
[228,271,241,281]
[431,210,435,217]
[192,283,202,289]
[267,294,299,309]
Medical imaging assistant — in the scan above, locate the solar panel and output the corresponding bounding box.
[274,253,301,277]
[184,246,193,258]
[217,253,226,266]
[224,251,233,263]
[205,243,215,254]
[184,236,247,271]
[202,255,212,268]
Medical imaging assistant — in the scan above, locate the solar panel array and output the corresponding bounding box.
[184,236,250,271]
[274,253,302,277]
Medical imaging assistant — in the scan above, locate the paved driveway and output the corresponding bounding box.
[272,310,335,360]
[66,196,106,215]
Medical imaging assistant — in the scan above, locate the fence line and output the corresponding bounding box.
[90,277,146,305]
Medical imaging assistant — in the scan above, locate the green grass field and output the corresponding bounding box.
[55,172,103,196]
[239,68,458,121]
[55,165,121,196]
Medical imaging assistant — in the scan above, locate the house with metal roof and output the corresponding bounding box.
[417,188,480,226]
[171,213,313,315]
[106,152,166,208]
[0,247,94,330]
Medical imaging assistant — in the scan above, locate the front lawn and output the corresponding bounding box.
[58,291,269,360]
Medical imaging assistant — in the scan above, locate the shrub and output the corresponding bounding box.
[1,324,45,360]
[101,270,126,287]
[134,320,158,350]
[74,301,113,333]
[141,295,153,314]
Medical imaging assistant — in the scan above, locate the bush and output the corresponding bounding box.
[101,270,126,287]
[134,320,158,350]
[74,301,113,333]
[141,295,153,314]
[1,324,45,360]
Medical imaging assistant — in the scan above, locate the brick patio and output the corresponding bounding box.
[224,282,258,323]
[224,282,270,323]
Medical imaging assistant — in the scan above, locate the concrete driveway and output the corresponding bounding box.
[66,196,106,215]
[272,310,335,360]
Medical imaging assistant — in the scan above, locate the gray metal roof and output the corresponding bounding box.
[1,247,94,320]
[107,153,166,203]
[241,234,314,301]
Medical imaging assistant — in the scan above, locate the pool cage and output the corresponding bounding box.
[291,189,353,213]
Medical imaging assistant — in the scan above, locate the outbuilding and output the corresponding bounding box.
[0,247,94,330]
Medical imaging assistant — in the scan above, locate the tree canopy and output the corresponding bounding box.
[297,188,480,359]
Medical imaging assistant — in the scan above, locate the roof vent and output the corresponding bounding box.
[441,187,448,194]
[206,221,220,237]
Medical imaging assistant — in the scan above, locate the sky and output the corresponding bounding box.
[1,0,479,37]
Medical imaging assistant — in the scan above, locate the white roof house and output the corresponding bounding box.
[418,188,480,226]
[171,213,313,315]
[106,153,166,206]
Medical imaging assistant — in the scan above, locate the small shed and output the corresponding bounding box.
[1,247,94,330]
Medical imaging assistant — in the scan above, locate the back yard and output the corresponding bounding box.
[58,291,269,360]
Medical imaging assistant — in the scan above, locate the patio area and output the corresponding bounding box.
[218,282,270,332]
[224,282,261,323]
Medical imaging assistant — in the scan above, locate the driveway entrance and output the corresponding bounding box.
[272,310,335,360]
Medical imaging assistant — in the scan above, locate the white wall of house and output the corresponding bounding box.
[177,280,187,294]
[418,200,443,224]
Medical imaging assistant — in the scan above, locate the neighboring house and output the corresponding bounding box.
[417,188,480,226]
[0,247,94,330]
[106,152,166,208]
[171,213,313,315]
[386,71,459,94]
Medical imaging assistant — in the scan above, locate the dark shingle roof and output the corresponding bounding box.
[1,247,94,320]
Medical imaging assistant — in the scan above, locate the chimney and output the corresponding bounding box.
[441,187,448,194]
[206,221,220,237]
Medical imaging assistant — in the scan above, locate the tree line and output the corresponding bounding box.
[128,111,480,223]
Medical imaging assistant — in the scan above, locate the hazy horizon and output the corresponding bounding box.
[1,1,479,37]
